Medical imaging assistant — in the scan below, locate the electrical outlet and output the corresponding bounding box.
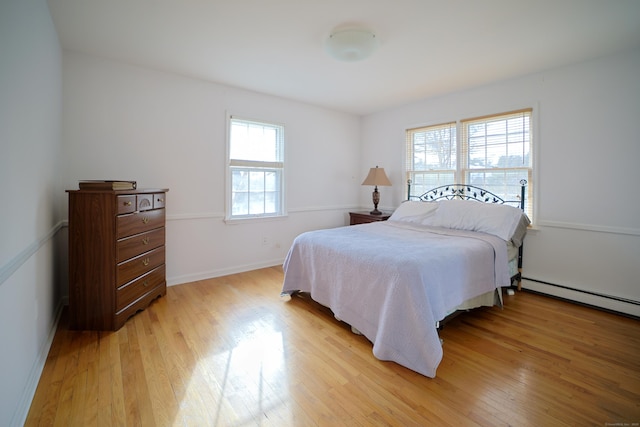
[261,236,269,246]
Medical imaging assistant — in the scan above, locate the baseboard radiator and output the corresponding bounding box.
[521,277,640,319]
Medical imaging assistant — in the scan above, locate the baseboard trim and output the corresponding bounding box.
[167,258,285,286]
[11,299,65,427]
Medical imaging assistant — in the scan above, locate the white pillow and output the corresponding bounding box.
[388,201,439,224]
[509,213,531,248]
[424,199,529,244]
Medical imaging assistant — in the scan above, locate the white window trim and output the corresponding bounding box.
[225,114,287,223]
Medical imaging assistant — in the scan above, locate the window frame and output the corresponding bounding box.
[406,108,534,221]
[226,115,286,222]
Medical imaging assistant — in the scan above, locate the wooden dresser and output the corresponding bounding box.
[67,189,169,330]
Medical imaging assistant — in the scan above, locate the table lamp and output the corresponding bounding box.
[361,166,392,215]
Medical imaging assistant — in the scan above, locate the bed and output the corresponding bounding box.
[281,181,529,377]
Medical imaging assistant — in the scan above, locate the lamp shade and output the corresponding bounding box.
[362,166,391,187]
[325,29,378,62]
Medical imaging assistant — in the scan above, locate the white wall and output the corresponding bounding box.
[0,0,63,425]
[3,3,637,422]
[362,48,640,316]
[61,51,363,285]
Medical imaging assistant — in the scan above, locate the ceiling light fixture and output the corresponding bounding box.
[325,28,378,62]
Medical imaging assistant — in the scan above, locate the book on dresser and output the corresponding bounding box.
[78,180,137,190]
[66,188,168,330]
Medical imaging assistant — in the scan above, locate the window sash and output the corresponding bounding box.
[461,109,531,171]
[230,167,282,218]
[405,122,458,195]
[406,121,457,172]
[462,109,533,219]
[229,118,284,163]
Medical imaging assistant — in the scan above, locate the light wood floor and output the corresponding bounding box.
[26,266,640,426]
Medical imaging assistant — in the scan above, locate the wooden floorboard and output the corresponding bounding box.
[25,266,640,426]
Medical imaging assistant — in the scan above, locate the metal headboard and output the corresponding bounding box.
[406,179,528,290]
[407,180,527,211]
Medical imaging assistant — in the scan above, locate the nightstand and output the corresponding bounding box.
[349,211,391,225]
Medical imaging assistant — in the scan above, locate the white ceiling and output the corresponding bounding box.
[47,0,640,116]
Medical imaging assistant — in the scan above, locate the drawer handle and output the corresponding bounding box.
[124,201,132,206]
[142,258,150,266]
[142,280,149,287]
[157,198,164,203]
[142,237,150,245]
[142,217,149,224]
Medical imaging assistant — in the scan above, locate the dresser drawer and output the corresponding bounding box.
[117,195,136,214]
[137,193,154,211]
[117,246,165,287]
[116,227,165,263]
[116,265,165,311]
[153,193,166,209]
[116,208,165,239]
[114,284,166,330]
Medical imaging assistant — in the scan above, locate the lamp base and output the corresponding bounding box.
[370,187,382,215]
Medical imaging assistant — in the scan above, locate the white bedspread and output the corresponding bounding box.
[281,221,510,377]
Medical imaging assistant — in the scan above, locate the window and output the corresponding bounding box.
[406,109,533,220]
[405,121,457,190]
[227,117,285,220]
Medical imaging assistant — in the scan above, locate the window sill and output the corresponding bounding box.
[224,214,288,225]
